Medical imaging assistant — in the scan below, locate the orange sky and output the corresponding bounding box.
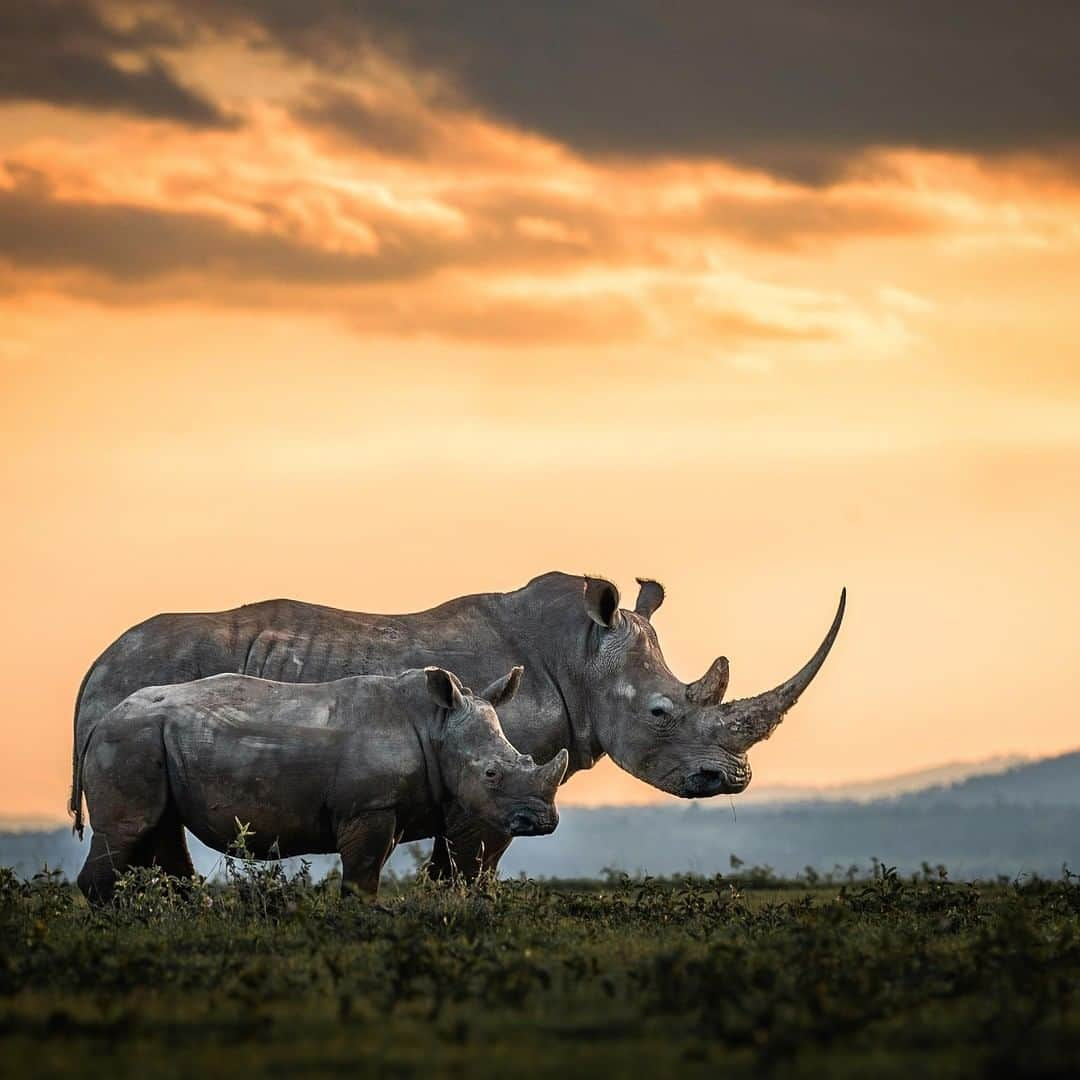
[2,3,1079,820]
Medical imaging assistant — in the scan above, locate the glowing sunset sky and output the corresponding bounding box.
[2,2,1079,819]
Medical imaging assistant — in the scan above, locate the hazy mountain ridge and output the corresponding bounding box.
[736,753,1030,805]
[891,749,1080,809]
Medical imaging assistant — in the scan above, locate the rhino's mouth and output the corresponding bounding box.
[687,766,751,797]
[661,759,751,798]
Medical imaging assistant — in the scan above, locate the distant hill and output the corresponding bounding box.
[741,753,1029,805]
[0,813,68,831]
[893,749,1080,809]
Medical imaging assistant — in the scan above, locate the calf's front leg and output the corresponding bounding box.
[337,811,397,896]
[427,818,512,882]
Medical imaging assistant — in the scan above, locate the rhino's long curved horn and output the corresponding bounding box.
[714,589,846,753]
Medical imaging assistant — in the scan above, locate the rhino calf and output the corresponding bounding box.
[76,665,567,901]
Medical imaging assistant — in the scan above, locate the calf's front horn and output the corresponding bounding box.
[713,589,846,754]
[539,748,570,793]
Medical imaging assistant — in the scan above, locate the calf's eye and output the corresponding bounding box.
[650,706,669,718]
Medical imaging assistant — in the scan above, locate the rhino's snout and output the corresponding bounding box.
[506,806,560,837]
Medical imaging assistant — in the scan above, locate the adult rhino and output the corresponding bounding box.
[70,572,845,878]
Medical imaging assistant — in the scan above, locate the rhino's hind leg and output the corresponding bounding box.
[78,833,126,904]
[149,802,195,879]
[337,812,397,897]
[78,718,169,904]
[77,828,156,904]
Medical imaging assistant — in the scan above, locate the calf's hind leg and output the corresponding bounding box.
[149,801,195,879]
[77,833,128,904]
[77,827,156,904]
[337,812,397,897]
[78,719,169,904]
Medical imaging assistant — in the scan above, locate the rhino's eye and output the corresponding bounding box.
[484,766,499,780]
[647,699,677,727]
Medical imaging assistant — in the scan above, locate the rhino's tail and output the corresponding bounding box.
[70,665,95,839]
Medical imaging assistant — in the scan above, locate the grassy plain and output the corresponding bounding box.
[2,860,1078,1078]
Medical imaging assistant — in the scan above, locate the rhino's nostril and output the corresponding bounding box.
[508,810,557,836]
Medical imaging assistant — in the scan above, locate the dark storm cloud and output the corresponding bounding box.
[11,3,1079,178]
[0,2,230,126]
[349,0,1080,181]
[190,0,1080,182]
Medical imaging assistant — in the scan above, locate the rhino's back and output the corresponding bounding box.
[226,596,512,684]
[153,674,427,857]
[142,671,344,730]
[79,607,254,729]
[78,594,511,728]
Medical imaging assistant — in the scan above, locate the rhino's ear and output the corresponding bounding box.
[481,666,523,709]
[425,667,464,712]
[583,577,621,629]
[634,578,665,620]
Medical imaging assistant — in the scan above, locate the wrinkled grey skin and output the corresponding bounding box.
[71,572,844,878]
[76,665,568,902]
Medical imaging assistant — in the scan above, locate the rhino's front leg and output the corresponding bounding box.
[337,811,397,897]
[425,835,456,881]
[427,819,512,882]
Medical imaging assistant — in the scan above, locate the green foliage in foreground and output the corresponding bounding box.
[2,860,1079,1078]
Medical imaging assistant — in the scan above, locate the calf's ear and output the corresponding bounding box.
[583,576,621,629]
[425,667,464,711]
[481,665,523,708]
